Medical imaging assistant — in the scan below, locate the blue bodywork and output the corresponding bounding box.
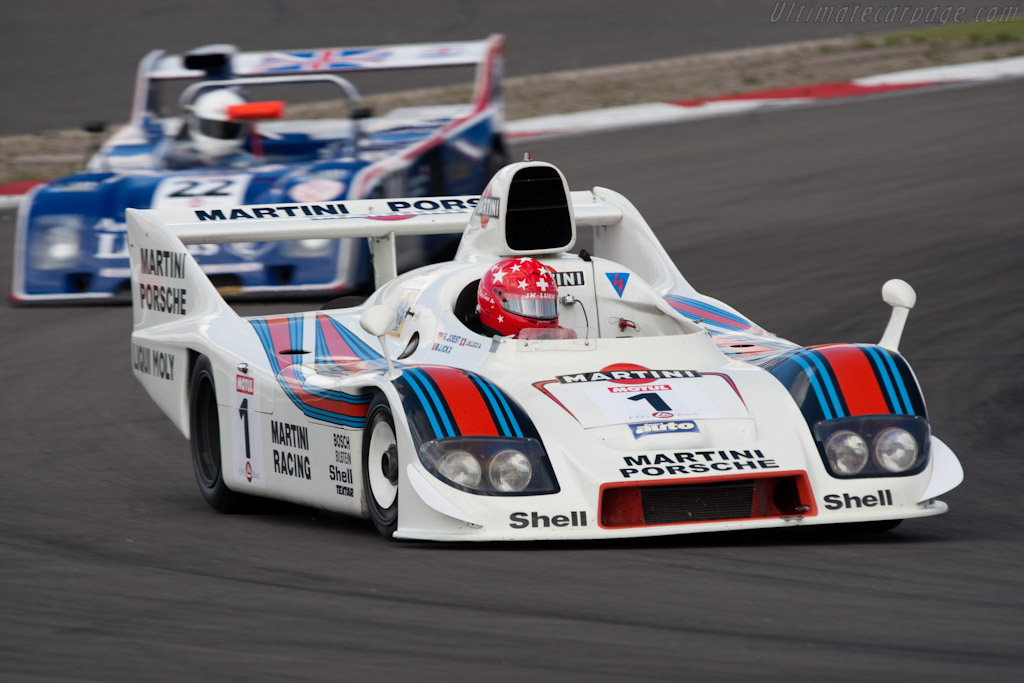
[12,37,507,302]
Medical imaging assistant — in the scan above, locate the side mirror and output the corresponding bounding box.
[878,279,916,353]
[360,305,400,379]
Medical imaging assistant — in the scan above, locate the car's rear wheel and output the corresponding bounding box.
[189,355,246,513]
[362,394,399,538]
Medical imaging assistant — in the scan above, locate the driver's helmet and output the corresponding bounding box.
[189,88,248,159]
[477,257,559,337]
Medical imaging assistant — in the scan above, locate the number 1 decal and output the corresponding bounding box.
[238,398,251,460]
[627,392,672,412]
[231,389,265,489]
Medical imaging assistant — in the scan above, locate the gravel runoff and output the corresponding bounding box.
[2,34,1021,186]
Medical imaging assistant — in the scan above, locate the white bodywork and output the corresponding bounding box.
[126,161,962,541]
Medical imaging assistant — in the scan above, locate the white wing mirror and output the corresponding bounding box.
[360,304,400,379]
[878,279,916,353]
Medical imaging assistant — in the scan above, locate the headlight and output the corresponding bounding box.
[814,416,930,478]
[489,449,533,493]
[824,430,869,475]
[281,238,335,258]
[419,437,558,495]
[875,427,919,473]
[31,216,83,270]
[437,450,482,488]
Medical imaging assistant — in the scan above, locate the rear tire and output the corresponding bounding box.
[189,356,247,513]
[362,394,399,539]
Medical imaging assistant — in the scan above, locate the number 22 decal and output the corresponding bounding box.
[168,179,235,198]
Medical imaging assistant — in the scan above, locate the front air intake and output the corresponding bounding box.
[599,472,814,529]
[504,166,572,251]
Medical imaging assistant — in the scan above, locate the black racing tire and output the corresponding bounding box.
[362,394,399,539]
[189,356,247,513]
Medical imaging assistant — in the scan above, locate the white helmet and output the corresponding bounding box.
[189,89,248,159]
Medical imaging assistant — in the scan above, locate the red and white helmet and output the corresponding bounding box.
[477,258,558,337]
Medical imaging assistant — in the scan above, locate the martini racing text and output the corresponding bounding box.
[193,197,479,221]
[620,450,777,478]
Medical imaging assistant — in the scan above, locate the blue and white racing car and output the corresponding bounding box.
[12,36,507,303]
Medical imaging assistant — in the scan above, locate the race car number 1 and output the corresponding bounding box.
[231,374,266,488]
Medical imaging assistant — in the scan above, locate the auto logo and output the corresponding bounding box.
[628,420,699,438]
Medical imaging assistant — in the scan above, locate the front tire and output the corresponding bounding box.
[189,356,246,513]
[362,394,399,538]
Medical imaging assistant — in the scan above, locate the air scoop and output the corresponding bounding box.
[878,279,916,353]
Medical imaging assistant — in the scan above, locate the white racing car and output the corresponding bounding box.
[126,158,963,541]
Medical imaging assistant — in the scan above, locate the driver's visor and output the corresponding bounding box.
[502,294,557,320]
[198,118,246,140]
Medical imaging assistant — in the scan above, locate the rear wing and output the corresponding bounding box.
[125,185,706,330]
[130,35,504,126]
[127,190,624,289]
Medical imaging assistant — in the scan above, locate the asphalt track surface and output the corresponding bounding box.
[2,73,1023,680]
[0,0,1008,135]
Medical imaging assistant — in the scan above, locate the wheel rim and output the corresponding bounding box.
[194,377,220,486]
[367,418,398,512]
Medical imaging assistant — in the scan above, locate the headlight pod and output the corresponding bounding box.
[814,416,930,478]
[31,216,83,270]
[419,437,559,495]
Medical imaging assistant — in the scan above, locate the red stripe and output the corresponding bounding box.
[674,81,944,107]
[0,179,48,195]
[266,317,295,356]
[815,346,888,416]
[421,367,498,437]
[317,315,361,362]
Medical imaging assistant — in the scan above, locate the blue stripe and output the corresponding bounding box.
[478,376,523,438]
[790,353,835,421]
[804,350,845,419]
[410,369,456,438]
[880,350,914,415]
[315,322,328,360]
[250,320,281,374]
[402,370,447,439]
[328,318,381,360]
[861,345,904,415]
[289,315,302,356]
[667,295,753,327]
[468,374,512,437]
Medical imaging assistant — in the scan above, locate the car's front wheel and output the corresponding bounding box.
[362,394,399,538]
[189,355,247,513]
